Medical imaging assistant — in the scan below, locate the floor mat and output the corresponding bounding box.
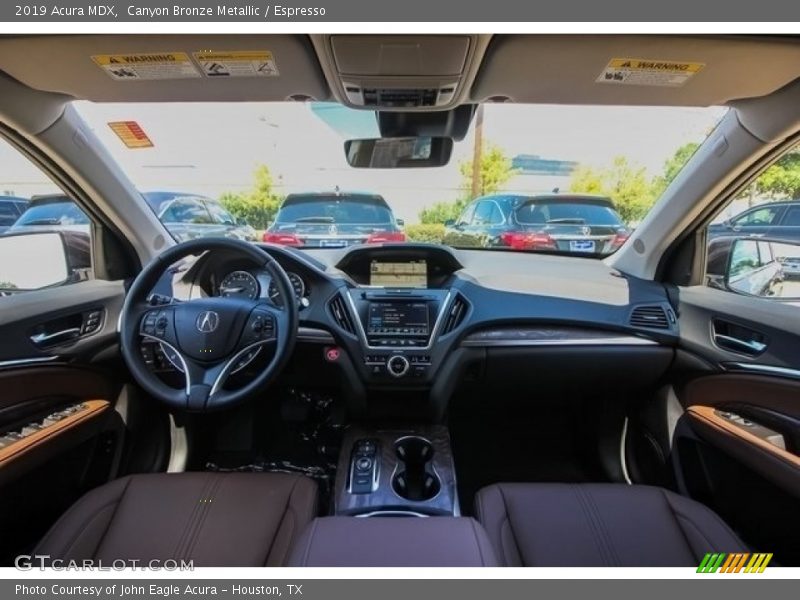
[204,388,345,514]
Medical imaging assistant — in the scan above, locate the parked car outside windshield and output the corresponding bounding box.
[446,194,630,254]
[142,191,258,242]
[263,192,406,248]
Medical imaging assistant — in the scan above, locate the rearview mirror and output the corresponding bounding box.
[724,237,800,299]
[344,137,453,168]
[0,232,71,292]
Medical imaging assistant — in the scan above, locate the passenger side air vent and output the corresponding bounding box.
[629,305,670,329]
[441,295,469,335]
[329,294,356,335]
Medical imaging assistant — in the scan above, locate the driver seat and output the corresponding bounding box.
[34,472,317,567]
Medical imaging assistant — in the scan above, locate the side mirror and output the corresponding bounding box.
[395,218,405,228]
[443,219,456,228]
[344,136,453,169]
[0,231,76,292]
[724,237,799,299]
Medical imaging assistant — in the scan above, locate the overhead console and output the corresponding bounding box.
[311,34,491,111]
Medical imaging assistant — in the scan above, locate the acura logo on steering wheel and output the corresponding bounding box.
[196,310,220,333]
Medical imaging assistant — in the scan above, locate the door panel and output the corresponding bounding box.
[671,285,800,563]
[0,279,125,364]
[0,279,128,562]
[681,376,800,496]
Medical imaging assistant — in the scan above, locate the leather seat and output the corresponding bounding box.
[288,516,499,567]
[475,483,748,567]
[35,472,317,567]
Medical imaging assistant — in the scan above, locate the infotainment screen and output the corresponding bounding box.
[368,302,430,336]
[369,260,427,288]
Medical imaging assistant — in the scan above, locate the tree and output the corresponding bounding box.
[419,198,469,224]
[459,144,517,197]
[569,156,654,224]
[651,142,700,199]
[753,150,800,199]
[418,143,516,224]
[219,164,283,230]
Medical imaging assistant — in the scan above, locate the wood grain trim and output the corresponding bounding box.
[0,400,110,468]
[687,405,800,469]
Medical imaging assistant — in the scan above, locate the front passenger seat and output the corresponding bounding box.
[35,472,317,567]
[475,483,748,567]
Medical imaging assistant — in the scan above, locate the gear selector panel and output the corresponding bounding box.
[349,438,379,494]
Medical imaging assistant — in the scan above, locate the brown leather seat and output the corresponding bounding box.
[475,483,748,567]
[288,516,499,567]
[35,472,317,567]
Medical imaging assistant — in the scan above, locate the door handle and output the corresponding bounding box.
[30,327,82,346]
[713,333,767,356]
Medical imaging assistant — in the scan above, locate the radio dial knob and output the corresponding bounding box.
[386,355,410,378]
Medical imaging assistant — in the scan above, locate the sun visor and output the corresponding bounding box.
[0,34,330,103]
[472,35,800,107]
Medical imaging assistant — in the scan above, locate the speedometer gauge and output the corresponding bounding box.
[268,272,306,303]
[219,270,259,300]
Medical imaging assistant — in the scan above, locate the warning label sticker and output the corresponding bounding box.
[92,53,201,81]
[597,58,704,87]
[108,121,154,149]
[193,51,279,78]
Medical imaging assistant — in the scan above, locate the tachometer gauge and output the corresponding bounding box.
[268,272,306,304]
[219,270,259,300]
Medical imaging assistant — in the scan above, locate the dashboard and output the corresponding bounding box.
[146,242,680,412]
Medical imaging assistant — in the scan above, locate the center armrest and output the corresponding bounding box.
[287,516,499,567]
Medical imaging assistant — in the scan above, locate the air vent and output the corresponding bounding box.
[629,305,670,329]
[329,294,356,335]
[441,295,469,335]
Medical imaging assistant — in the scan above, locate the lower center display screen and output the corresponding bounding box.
[367,302,429,336]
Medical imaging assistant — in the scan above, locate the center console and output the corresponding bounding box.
[334,425,459,516]
[342,287,455,385]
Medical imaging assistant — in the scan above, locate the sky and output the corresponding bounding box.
[0,101,727,224]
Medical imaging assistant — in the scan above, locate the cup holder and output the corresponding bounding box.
[392,436,441,501]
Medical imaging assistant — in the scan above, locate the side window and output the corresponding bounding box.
[731,206,782,227]
[0,200,22,227]
[728,240,761,279]
[705,150,800,301]
[783,206,800,226]
[456,203,475,227]
[0,137,93,295]
[205,201,236,225]
[161,199,213,224]
[472,201,494,226]
[489,203,505,225]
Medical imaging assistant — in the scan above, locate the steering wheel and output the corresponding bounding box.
[119,238,298,412]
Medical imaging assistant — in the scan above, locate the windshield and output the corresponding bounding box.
[73,101,726,256]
